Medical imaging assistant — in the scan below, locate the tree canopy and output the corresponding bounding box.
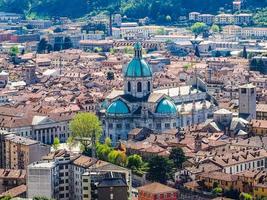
[69,112,102,154]
[191,22,208,38]
[147,156,174,184]
[1,0,262,22]
[169,147,186,169]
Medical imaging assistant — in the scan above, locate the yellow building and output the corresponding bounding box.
[254,184,267,199]
[198,171,238,191]
[256,104,267,120]
[249,120,267,136]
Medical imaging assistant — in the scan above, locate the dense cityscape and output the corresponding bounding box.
[0,0,267,200]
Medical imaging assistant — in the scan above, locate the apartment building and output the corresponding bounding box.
[4,134,50,169]
[27,160,59,199]
[27,150,132,200]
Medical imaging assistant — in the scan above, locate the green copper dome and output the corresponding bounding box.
[156,98,177,114]
[107,99,130,115]
[125,59,152,77]
[124,42,152,78]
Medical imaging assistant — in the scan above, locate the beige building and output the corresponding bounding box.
[4,134,50,169]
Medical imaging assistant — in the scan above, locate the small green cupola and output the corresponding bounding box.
[156,98,177,114]
[107,99,130,115]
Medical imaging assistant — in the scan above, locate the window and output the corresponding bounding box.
[241,88,246,94]
[147,81,151,92]
[165,123,170,129]
[137,82,142,92]
[127,82,131,92]
[108,123,113,129]
[125,123,130,129]
[116,124,122,129]
[156,123,161,130]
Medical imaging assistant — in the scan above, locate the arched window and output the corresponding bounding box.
[147,81,151,92]
[127,82,131,92]
[137,82,142,92]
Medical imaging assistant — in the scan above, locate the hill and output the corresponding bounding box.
[0,0,266,21]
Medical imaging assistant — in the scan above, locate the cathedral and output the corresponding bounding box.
[100,42,215,145]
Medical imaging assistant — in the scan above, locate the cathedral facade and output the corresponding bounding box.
[100,42,214,145]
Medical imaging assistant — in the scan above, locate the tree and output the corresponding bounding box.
[242,46,248,59]
[66,136,76,151]
[147,156,174,184]
[9,46,19,57]
[239,193,252,200]
[93,47,102,53]
[169,147,186,169]
[195,46,200,57]
[33,197,53,200]
[208,45,212,52]
[0,195,12,200]
[107,150,127,166]
[96,139,112,160]
[37,38,48,54]
[127,154,148,175]
[191,22,208,38]
[156,28,166,35]
[212,187,223,196]
[214,51,221,57]
[107,71,114,80]
[52,137,60,151]
[211,24,220,33]
[63,37,73,49]
[69,113,102,156]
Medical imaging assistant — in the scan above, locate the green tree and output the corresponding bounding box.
[32,197,53,200]
[156,27,166,35]
[169,147,186,169]
[69,113,102,156]
[93,47,102,53]
[37,38,48,54]
[191,22,208,38]
[242,46,248,59]
[66,136,76,151]
[147,156,174,184]
[214,51,221,57]
[211,24,220,33]
[0,195,12,200]
[52,137,60,150]
[96,139,112,161]
[107,150,127,166]
[127,154,148,175]
[212,187,223,196]
[63,37,73,49]
[9,46,19,57]
[239,193,253,200]
[195,46,200,57]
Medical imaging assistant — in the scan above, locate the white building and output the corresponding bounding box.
[27,160,59,199]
